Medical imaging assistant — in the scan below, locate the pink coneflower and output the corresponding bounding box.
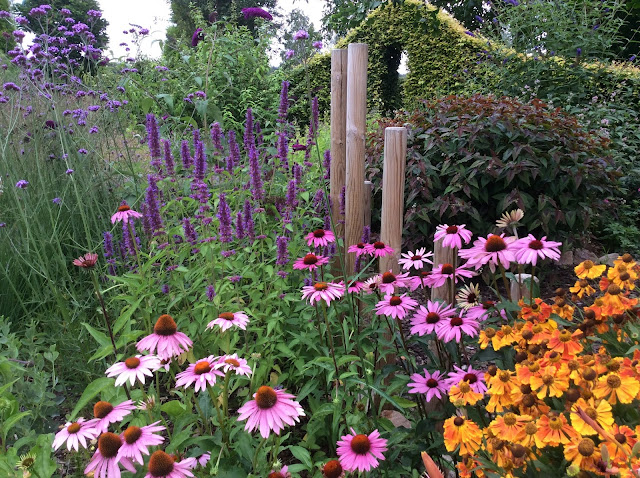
[407,271,432,291]
[111,202,143,224]
[409,301,457,336]
[398,248,433,270]
[268,465,291,478]
[322,460,345,478]
[92,400,136,433]
[424,263,476,288]
[85,432,136,478]
[196,453,210,468]
[466,300,496,321]
[364,241,394,258]
[347,242,369,257]
[434,224,473,249]
[137,314,193,360]
[374,294,418,319]
[145,450,194,478]
[305,229,335,248]
[301,281,345,306]
[105,355,161,387]
[176,356,225,392]
[52,417,99,451]
[293,253,330,271]
[435,315,480,343]
[117,422,165,465]
[362,275,381,294]
[408,370,448,402]
[206,311,249,332]
[346,280,365,293]
[237,386,305,438]
[214,354,252,376]
[377,270,411,293]
[336,428,387,472]
[445,365,487,394]
[513,234,562,266]
[458,233,517,272]
[73,252,98,268]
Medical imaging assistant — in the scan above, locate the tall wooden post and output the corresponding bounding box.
[432,242,455,303]
[363,180,373,230]
[345,43,368,275]
[379,128,407,274]
[330,49,348,240]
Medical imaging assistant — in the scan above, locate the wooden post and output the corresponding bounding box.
[379,128,407,275]
[510,273,539,302]
[345,43,368,275]
[330,49,348,240]
[363,180,373,230]
[432,241,455,303]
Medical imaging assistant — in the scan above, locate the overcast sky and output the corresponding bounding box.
[97,0,325,62]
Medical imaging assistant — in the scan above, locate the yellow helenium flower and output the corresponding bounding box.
[515,421,546,449]
[547,329,583,358]
[575,260,607,279]
[536,414,579,446]
[570,398,614,436]
[530,366,569,399]
[449,381,483,406]
[478,327,497,349]
[443,416,483,455]
[564,438,601,471]
[608,262,638,290]
[569,279,595,298]
[593,373,640,404]
[488,412,532,442]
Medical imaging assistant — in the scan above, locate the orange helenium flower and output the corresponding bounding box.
[488,413,532,442]
[593,373,639,404]
[536,414,579,446]
[530,366,569,399]
[575,260,606,279]
[570,398,614,436]
[443,416,483,455]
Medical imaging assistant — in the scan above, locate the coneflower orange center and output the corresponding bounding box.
[194,361,211,375]
[67,422,81,434]
[528,240,543,250]
[373,241,385,249]
[148,451,174,477]
[450,317,463,326]
[446,225,458,234]
[426,378,439,388]
[314,282,329,291]
[224,358,240,367]
[94,401,113,419]
[124,426,142,444]
[117,204,130,212]
[313,229,326,238]
[219,312,235,321]
[350,434,371,454]
[381,272,396,283]
[426,312,440,324]
[98,432,121,458]
[267,472,284,478]
[255,386,278,409]
[303,254,318,265]
[125,357,140,369]
[389,296,402,306]
[463,373,478,384]
[441,263,454,274]
[485,235,507,252]
[323,459,343,478]
[154,314,177,336]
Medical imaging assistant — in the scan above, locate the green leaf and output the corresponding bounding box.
[82,322,111,348]
[289,445,313,469]
[390,396,417,408]
[161,400,187,418]
[1,411,30,444]
[113,297,143,334]
[70,378,115,420]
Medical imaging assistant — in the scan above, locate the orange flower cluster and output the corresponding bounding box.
[445,254,640,477]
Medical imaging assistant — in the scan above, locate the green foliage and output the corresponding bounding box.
[0,0,14,53]
[16,0,109,50]
[279,9,322,66]
[365,94,619,248]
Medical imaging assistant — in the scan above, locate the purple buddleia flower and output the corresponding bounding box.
[162,139,175,176]
[146,113,161,162]
[194,140,207,181]
[323,149,331,179]
[235,212,245,239]
[180,140,192,170]
[103,231,117,275]
[241,7,272,20]
[210,122,224,153]
[286,179,298,209]
[276,236,289,266]
[145,175,164,234]
[293,30,309,40]
[248,145,263,200]
[226,130,240,173]
[192,28,203,47]
[243,108,255,152]
[217,193,233,242]
[206,284,216,301]
[243,199,255,240]
[182,217,198,244]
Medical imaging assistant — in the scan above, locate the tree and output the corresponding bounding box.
[16,0,108,51]
[0,0,15,53]
[279,8,322,65]
[169,0,276,41]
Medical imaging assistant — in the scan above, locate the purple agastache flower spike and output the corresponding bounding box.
[180,140,192,170]
[145,175,163,234]
[235,212,245,239]
[206,284,216,300]
[210,122,224,153]
[248,145,263,201]
[182,217,198,244]
[339,186,346,217]
[122,220,139,256]
[217,193,233,243]
[243,108,255,152]
[162,139,175,176]
[323,149,331,179]
[146,113,161,161]
[243,199,255,240]
[226,130,240,173]
[293,164,302,188]
[276,236,289,266]
[194,140,207,181]
[286,179,298,209]
[278,81,289,123]
[103,231,117,275]
[313,189,325,214]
